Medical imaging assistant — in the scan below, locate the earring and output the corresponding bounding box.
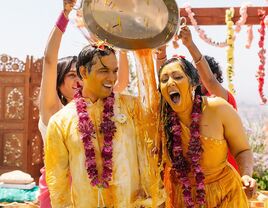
[192,89,195,101]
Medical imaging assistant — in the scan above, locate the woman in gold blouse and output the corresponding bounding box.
[158,56,255,208]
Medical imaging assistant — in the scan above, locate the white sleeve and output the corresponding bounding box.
[38,117,47,144]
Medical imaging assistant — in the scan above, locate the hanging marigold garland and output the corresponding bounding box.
[225,8,236,94]
[256,9,267,104]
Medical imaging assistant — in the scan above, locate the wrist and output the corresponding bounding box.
[157,55,167,61]
[56,11,69,33]
[194,55,204,65]
[184,41,195,49]
[63,9,71,18]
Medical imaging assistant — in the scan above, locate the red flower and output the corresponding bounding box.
[74,86,116,188]
[167,94,205,207]
[257,10,267,104]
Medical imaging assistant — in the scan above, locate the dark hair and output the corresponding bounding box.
[76,44,115,79]
[159,57,200,87]
[57,56,77,105]
[204,55,223,83]
[158,57,201,158]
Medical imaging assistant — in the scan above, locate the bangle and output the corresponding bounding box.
[194,55,203,65]
[157,56,167,61]
[56,11,69,33]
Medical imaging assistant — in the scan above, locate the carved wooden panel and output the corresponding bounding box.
[4,87,24,120]
[2,133,24,168]
[0,87,2,120]
[0,55,43,181]
[32,86,40,120]
[0,76,25,85]
[31,133,43,166]
[32,58,42,73]
[0,54,25,72]
[0,122,24,130]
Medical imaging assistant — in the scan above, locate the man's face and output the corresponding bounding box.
[159,61,192,112]
[83,53,118,101]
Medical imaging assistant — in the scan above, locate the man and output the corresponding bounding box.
[45,45,165,207]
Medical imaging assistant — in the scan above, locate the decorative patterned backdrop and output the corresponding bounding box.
[0,54,43,181]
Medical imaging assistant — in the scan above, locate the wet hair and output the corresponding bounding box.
[204,55,223,83]
[76,44,115,79]
[57,56,77,105]
[158,57,202,159]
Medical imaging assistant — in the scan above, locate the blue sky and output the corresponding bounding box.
[0,0,268,107]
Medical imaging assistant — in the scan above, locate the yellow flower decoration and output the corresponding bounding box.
[225,8,235,94]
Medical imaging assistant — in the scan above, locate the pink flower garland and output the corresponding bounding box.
[257,10,267,104]
[168,94,205,208]
[183,3,251,48]
[74,84,116,188]
[245,25,254,49]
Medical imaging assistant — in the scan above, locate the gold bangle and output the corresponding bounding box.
[194,55,203,65]
[157,56,167,61]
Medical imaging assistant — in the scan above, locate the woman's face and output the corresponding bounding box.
[59,63,82,102]
[159,61,193,112]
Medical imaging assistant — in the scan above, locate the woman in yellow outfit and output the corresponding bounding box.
[158,56,255,208]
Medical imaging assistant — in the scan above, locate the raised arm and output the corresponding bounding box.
[179,26,228,100]
[39,0,75,125]
[155,45,167,72]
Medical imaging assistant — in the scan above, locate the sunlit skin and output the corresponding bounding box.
[160,61,255,205]
[159,61,194,125]
[79,53,118,103]
[200,73,218,95]
[59,63,82,103]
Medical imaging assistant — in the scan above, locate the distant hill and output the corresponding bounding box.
[237,102,268,125]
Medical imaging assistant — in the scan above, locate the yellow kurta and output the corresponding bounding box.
[164,121,249,208]
[45,94,162,208]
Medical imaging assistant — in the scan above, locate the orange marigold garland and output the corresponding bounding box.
[257,9,267,104]
[225,8,235,94]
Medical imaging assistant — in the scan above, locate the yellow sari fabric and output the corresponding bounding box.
[164,121,249,208]
[45,94,164,208]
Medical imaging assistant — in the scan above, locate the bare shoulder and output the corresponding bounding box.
[204,96,233,109]
[202,96,238,120]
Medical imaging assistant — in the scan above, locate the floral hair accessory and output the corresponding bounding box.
[172,54,186,59]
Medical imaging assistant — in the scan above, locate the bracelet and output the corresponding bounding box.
[157,56,167,61]
[194,55,203,65]
[56,11,69,33]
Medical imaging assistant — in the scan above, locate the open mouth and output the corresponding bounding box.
[103,84,113,90]
[169,91,180,104]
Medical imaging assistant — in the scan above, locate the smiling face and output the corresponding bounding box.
[159,61,193,113]
[59,63,82,103]
[81,52,118,102]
